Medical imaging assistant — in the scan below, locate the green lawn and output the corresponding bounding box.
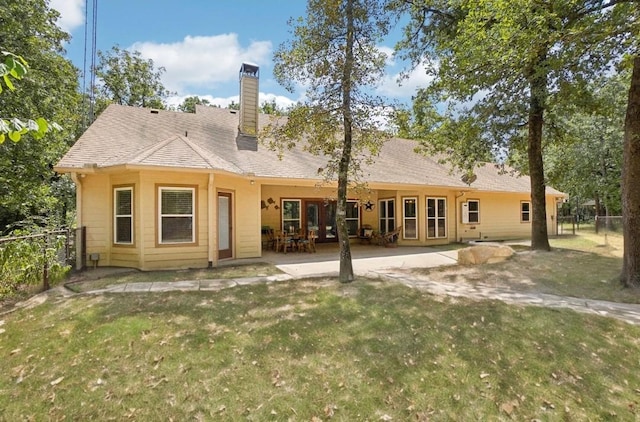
[2,231,640,419]
[412,232,640,303]
[2,279,640,420]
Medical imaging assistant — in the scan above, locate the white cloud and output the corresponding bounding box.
[377,62,436,100]
[377,45,396,66]
[50,0,85,33]
[131,34,272,94]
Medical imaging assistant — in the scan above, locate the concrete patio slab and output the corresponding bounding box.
[276,249,459,278]
[123,282,153,292]
[149,280,199,292]
[199,279,238,291]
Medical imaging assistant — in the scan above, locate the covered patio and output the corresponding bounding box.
[222,243,461,278]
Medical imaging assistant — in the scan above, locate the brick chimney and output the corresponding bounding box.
[239,63,259,136]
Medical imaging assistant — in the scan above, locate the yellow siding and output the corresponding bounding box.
[81,174,111,265]
[455,192,559,242]
[79,167,561,270]
[216,174,261,260]
[138,171,210,270]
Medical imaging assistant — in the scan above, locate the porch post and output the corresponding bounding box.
[208,173,216,268]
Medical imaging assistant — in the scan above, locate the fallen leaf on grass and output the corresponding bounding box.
[50,376,64,386]
[500,400,519,415]
[480,373,490,379]
[10,348,21,355]
[153,355,164,370]
[146,376,168,389]
[324,404,337,417]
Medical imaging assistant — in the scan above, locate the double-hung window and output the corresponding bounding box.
[521,201,531,223]
[282,199,301,233]
[114,186,133,244]
[403,197,418,239]
[346,200,360,236]
[379,198,396,234]
[427,197,447,238]
[159,187,195,244]
[462,200,480,224]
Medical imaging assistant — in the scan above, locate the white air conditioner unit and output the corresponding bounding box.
[461,201,469,224]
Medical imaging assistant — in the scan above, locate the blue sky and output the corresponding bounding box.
[51,0,431,109]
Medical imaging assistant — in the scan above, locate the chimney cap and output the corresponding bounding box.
[240,63,259,77]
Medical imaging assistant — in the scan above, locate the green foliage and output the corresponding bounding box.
[0,50,28,92]
[95,46,172,110]
[266,0,394,183]
[0,232,69,298]
[0,51,63,144]
[544,73,627,215]
[0,0,81,229]
[177,95,211,113]
[259,99,285,115]
[393,0,629,170]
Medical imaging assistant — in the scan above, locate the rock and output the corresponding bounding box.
[457,244,515,265]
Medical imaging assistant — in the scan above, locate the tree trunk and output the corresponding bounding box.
[621,55,640,288]
[527,67,551,251]
[337,0,355,283]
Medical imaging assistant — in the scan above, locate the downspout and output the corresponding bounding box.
[208,173,216,268]
[455,191,466,243]
[70,172,83,270]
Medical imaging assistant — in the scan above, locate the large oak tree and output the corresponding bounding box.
[392,0,626,250]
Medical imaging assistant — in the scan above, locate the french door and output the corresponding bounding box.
[305,200,338,243]
[218,192,232,259]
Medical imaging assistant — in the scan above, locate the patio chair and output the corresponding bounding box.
[262,227,276,250]
[381,226,402,246]
[298,229,317,253]
[275,230,294,254]
[358,224,374,244]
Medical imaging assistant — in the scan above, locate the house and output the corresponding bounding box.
[55,63,565,271]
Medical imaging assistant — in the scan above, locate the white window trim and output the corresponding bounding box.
[346,200,360,237]
[282,199,302,233]
[158,186,196,244]
[403,197,418,239]
[114,186,133,245]
[462,199,480,224]
[427,197,447,239]
[379,198,396,234]
[521,201,531,223]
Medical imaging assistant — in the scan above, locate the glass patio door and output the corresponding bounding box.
[305,200,338,243]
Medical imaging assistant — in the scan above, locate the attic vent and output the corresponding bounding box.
[150,109,160,114]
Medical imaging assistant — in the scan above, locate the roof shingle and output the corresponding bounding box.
[56,104,563,195]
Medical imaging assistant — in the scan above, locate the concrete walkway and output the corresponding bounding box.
[7,248,640,326]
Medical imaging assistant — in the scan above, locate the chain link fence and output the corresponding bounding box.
[556,215,624,249]
[0,228,81,299]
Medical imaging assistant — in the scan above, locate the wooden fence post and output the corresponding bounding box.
[42,235,50,291]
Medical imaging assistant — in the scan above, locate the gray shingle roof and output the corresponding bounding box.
[56,104,563,195]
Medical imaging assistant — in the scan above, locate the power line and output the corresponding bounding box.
[82,0,98,130]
